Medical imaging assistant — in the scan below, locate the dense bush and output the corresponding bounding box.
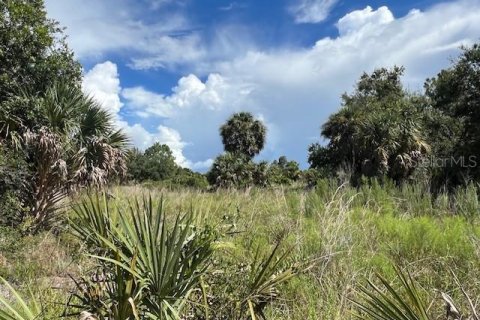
[268,156,301,185]
[319,67,430,185]
[207,152,255,188]
[0,145,29,226]
[126,143,210,190]
[127,143,178,182]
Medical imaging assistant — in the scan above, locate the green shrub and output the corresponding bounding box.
[0,146,30,227]
[268,156,301,185]
[376,215,477,262]
[126,143,178,182]
[207,152,255,188]
[70,195,216,319]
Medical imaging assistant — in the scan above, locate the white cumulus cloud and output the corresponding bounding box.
[82,61,123,115]
[337,6,394,35]
[45,0,202,69]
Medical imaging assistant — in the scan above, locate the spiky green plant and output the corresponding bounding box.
[199,239,309,320]
[69,194,216,319]
[0,277,41,320]
[352,265,431,320]
[239,243,301,320]
[70,192,117,250]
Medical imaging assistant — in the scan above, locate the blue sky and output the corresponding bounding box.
[45,0,480,171]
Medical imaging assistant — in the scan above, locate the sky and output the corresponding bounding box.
[44,0,480,171]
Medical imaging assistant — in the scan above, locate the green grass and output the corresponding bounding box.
[1,182,479,319]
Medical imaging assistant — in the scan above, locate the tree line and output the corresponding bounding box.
[310,48,480,190]
[191,46,480,191]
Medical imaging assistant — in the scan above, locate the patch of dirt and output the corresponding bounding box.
[0,283,13,302]
[39,276,75,291]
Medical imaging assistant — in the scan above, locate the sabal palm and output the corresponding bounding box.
[26,83,128,231]
[322,98,429,182]
[41,83,128,183]
[220,112,267,159]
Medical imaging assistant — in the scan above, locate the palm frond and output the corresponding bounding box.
[352,265,431,320]
[79,103,114,139]
[0,277,41,320]
[238,243,306,320]
[40,82,85,135]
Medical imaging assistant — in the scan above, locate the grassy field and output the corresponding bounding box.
[1,181,480,319]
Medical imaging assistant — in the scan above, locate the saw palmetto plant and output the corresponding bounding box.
[196,239,311,320]
[69,194,216,319]
[352,264,480,320]
[352,265,432,320]
[238,243,303,320]
[68,193,309,319]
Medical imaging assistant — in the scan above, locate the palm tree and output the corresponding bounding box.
[24,83,128,231]
[220,112,267,159]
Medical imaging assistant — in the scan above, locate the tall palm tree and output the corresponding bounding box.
[220,112,267,159]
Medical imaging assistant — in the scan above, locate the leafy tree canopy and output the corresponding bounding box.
[127,143,179,182]
[321,67,430,183]
[425,44,480,182]
[0,0,81,135]
[268,156,301,185]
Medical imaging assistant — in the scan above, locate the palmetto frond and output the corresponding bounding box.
[41,82,85,135]
[240,243,302,320]
[78,103,114,139]
[352,265,431,320]
[0,277,42,320]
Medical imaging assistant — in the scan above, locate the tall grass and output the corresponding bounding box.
[0,181,479,319]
